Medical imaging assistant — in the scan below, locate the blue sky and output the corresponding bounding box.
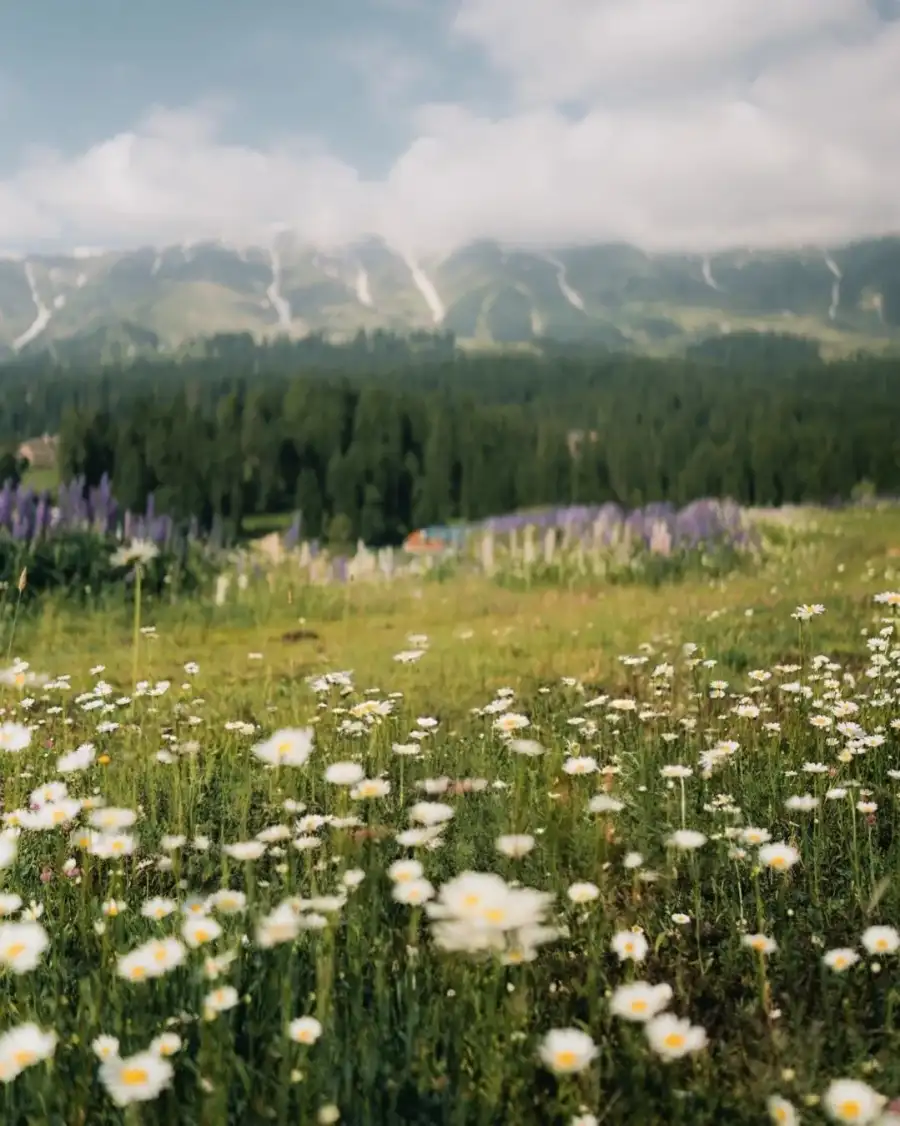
[0,0,503,176]
[1,0,899,252]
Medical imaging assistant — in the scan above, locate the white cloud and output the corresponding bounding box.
[7,104,371,249]
[452,0,877,102]
[1,0,899,254]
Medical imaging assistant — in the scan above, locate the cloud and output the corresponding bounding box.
[1,0,899,254]
[451,0,877,102]
[5,104,372,249]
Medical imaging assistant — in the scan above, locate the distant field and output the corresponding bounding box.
[2,506,900,1123]
[241,511,296,537]
[21,464,61,492]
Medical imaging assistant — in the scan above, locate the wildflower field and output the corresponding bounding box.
[2,506,900,1125]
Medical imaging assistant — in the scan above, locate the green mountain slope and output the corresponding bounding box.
[1,234,898,360]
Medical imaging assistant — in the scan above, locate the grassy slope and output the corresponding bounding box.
[20,508,900,705]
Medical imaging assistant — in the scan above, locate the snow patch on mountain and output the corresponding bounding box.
[824,252,842,321]
[355,266,373,308]
[13,263,52,351]
[702,255,721,291]
[404,256,444,323]
[546,256,584,310]
[266,248,292,328]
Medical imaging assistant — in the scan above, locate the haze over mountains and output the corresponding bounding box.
[1,233,899,362]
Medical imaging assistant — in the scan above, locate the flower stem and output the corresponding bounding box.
[131,564,143,691]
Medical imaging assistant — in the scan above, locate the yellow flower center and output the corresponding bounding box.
[14,1050,35,1067]
[876,939,888,950]
[774,1108,787,1123]
[485,908,505,924]
[463,894,480,908]
[838,1100,861,1120]
[630,1000,647,1013]
[664,1033,685,1050]
[553,1050,577,1069]
[770,856,786,868]
[194,929,209,942]
[4,943,26,960]
[122,1067,149,1087]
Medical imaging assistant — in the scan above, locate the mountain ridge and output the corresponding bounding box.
[1,233,899,361]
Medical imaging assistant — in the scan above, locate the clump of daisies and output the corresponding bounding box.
[425,871,559,962]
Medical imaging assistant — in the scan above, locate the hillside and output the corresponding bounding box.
[1,233,900,360]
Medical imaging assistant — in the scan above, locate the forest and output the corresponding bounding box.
[1,330,898,546]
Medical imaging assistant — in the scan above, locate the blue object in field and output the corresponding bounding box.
[403,524,466,553]
[425,525,465,544]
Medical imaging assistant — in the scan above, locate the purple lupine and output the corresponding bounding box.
[0,482,13,527]
[284,512,302,549]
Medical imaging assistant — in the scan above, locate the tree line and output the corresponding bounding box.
[1,331,898,546]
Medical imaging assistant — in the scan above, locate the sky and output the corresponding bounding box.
[1,0,899,254]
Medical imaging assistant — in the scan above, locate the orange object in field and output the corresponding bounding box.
[403,527,456,555]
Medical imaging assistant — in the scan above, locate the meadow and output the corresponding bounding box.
[1,504,900,1124]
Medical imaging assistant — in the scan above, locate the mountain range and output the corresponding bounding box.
[1,232,899,362]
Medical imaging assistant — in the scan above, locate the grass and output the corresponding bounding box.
[627,303,900,359]
[21,465,61,493]
[241,512,296,538]
[0,506,899,1124]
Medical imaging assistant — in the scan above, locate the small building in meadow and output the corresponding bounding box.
[17,434,59,470]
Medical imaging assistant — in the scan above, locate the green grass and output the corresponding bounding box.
[241,512,296,538]
[21,465,61,493]
[0,507,899,1124]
